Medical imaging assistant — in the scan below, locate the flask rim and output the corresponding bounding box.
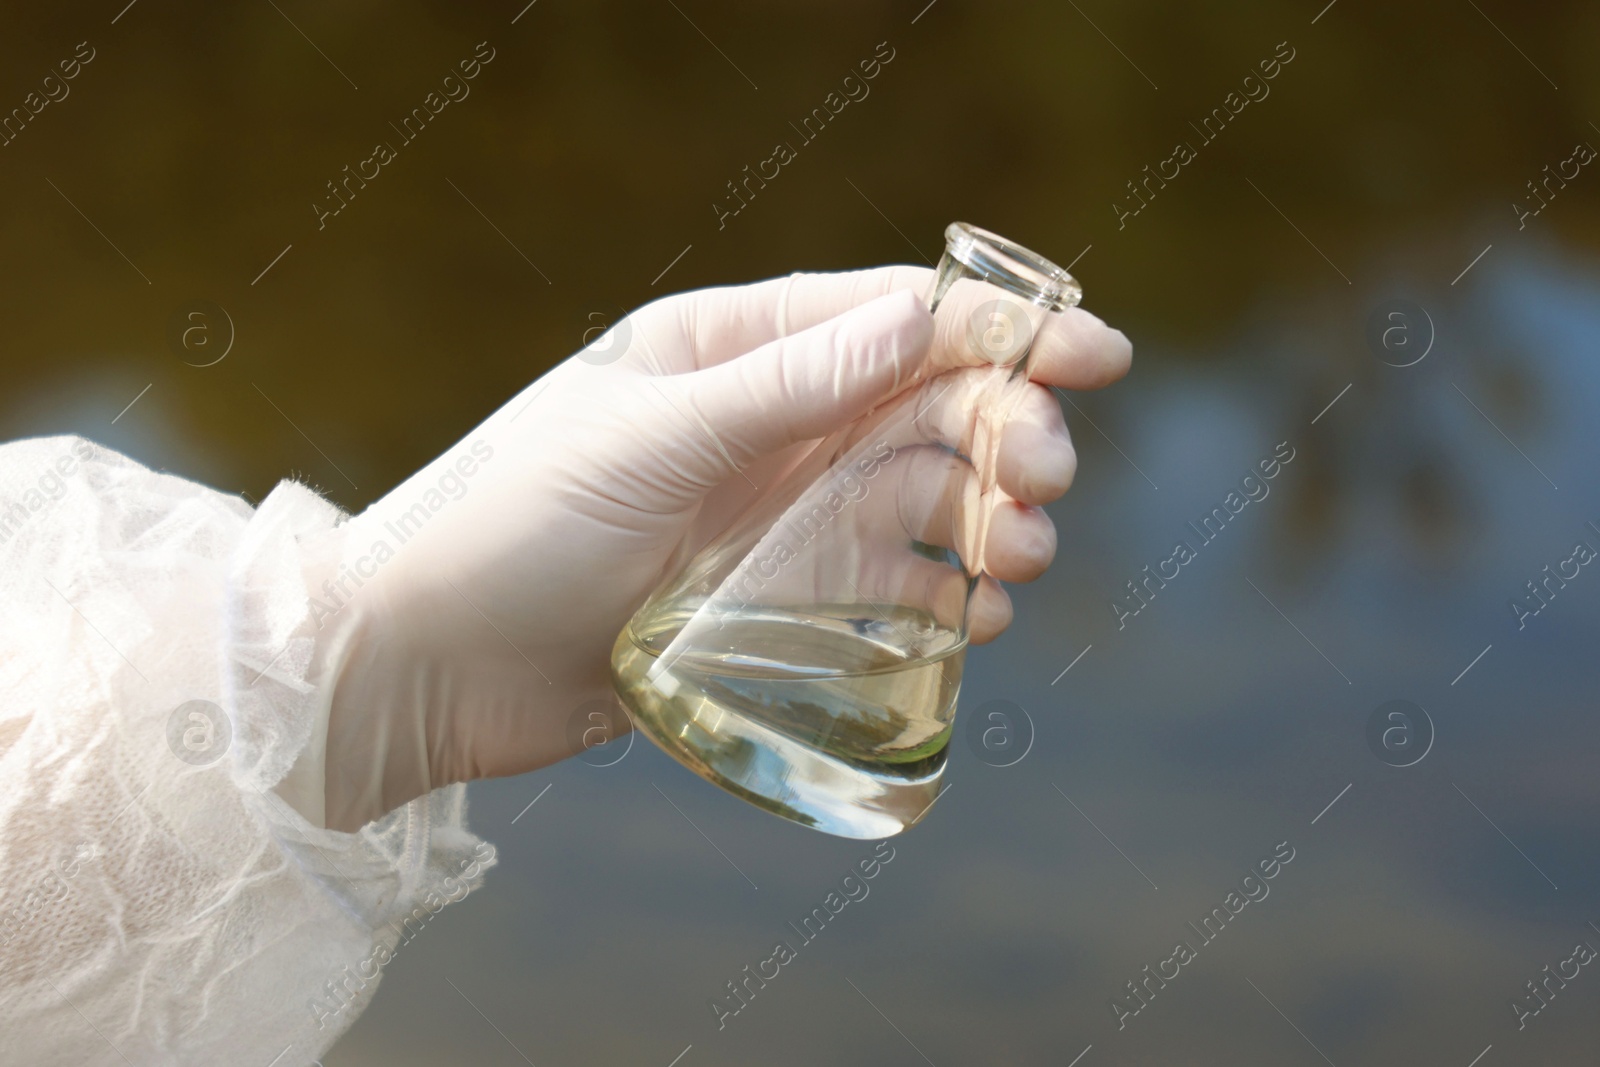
[942,222,1082,312]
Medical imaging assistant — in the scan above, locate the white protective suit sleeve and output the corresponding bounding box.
[0,434,493,1067]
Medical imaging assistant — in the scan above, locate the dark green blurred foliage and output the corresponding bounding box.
[2,0,1594,516]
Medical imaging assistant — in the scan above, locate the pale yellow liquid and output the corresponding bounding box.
[611,603,965,838]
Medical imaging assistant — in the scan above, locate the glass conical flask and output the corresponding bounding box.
[611,223,1081,838]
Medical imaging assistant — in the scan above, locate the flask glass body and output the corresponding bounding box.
[611,223,1081,837]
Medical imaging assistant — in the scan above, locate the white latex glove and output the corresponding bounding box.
[305,265,1131,830]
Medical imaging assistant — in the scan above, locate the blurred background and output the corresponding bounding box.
[5,0,1600,1063]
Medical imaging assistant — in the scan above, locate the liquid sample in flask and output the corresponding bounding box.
[611,222,1082,838]
[612,600,964,838]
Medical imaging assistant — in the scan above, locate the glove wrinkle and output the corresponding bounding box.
[0,436,493,1066]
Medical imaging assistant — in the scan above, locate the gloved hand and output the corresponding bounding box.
[306,265,1130,831]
